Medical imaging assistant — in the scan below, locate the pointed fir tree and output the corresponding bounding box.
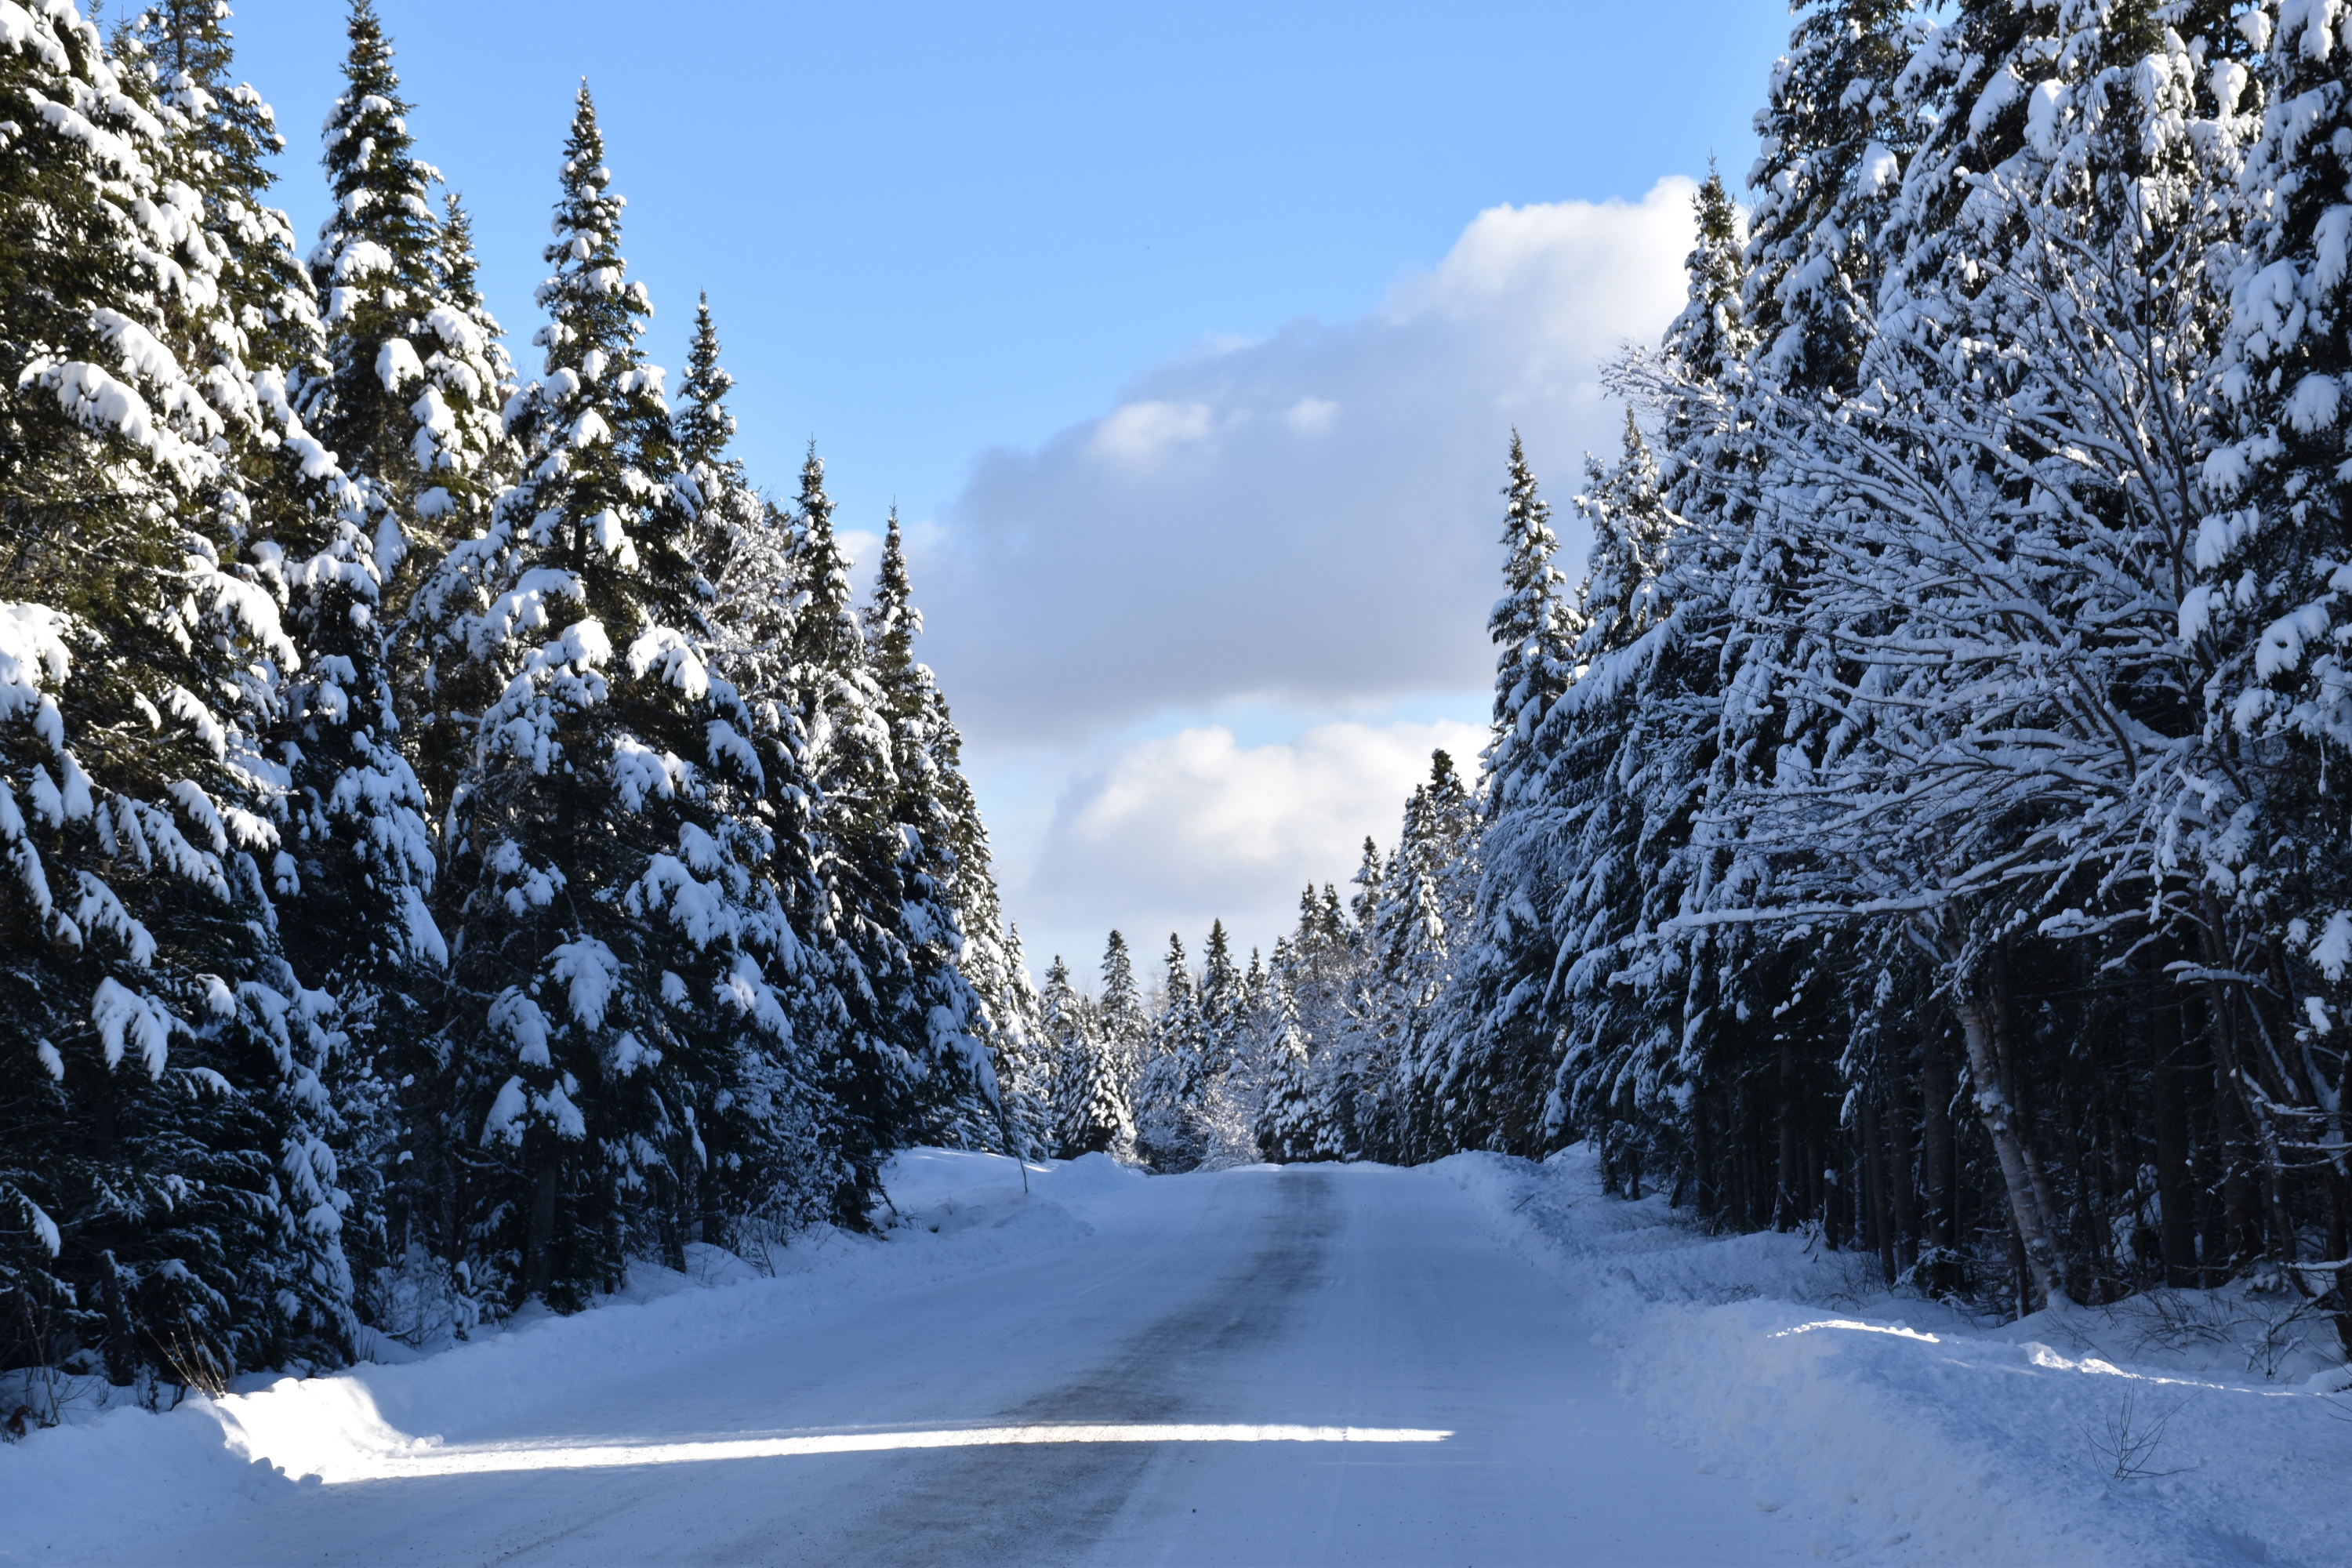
[304,0,507,578]
[1379,752,1475,1163]
[1483,431,1581,813]
[134,0,454,1326]
[1254,952,1317,1163]
[648,296,845,1254]
[1,2,353,1383]
[1043,956,1129,1157]
[1095,928,1150,1126]
[412,85,790,1308]
[1133,933,1207,1169]
[1742,0,1918,394]
[863,509,1014,1150]
[1196,917,1243,1082]
[775,447,939,1215]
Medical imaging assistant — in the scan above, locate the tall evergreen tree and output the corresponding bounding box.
[1095,928,1149,1117]
[1133,934,1206,1168]
[1253,953,1316,1163]
[1429,437,1618,1156]
[864,509,1019,1151]
[412,85,789,1308]
[1381,752,1476,1162]
[1,2,350,1385]
[1042,956,1128,1157]
[658,296,844,1255]
[1742,0,1918,394]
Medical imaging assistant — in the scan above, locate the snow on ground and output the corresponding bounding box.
[1442,1145,2352,1566]
[0,1150,1130,1564]
[3,1145,2343,1565]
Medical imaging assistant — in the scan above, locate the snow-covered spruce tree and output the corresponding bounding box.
[129,2,327,511]
[2191,0,2352,1308]
[1379,751,1475,1164]
[864,510,1029,1152]
[137,0,452,1336]
[1743,0,1921,394]
[129,0,381,1258]
[1181,919,1263,1167]
[1194,918,1243,1085]
[658,296,844,1254]
[1287,841,1391,1161]
[1133,933,1207,1169]
[1268,880,1361,1160]
[779,448,993,1215]
[1448,217,1744,1183]
[0,2,353,1388]
[1253,951,1317,1163]
[412,85,793,1308]
[303,0,507,564]
[1042,956,1129,1156]
[1094,927,1150,1138]
[1423,437,1581,1157]
[989,923,1053,1156]
[1534,169,1761,1198]
[1639,0,1932,1239]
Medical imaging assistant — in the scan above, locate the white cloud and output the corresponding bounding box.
[1285,396,1338,434]
[916,177,1699,743]
[1089,400,1218,463]
[1007,715,1488,967]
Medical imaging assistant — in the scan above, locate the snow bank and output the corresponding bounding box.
[0,1149,1141,1564]
[1441,1147,2352,1567]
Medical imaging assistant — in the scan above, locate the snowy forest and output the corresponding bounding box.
[0,0,1051,1391]
[1033,0,2352,1348]
[11,0,2352,1414]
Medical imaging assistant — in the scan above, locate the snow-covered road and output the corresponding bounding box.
[105,1162,1808,1566]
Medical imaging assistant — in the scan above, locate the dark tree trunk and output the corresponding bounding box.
[1864,1092,1896,1285]
[524,1159,559,1302]
[1884,1055,1919,1276]
[1919,1029,1958,1292]
[2147,982,2198,1288]
[1777,1043,1802,1230]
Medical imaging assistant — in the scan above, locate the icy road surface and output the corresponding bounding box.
[67,1163,1812,1566]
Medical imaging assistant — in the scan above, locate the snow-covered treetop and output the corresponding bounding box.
[533,81,649,374]
[1662,169,1753,390]
[1483,431,1577,807]
[677,294,737,477]
[1743,0,1918,393]
[865,510,922,682]
[311,0,435,326]
[789,447,865,674]
[1570,412,1668,665]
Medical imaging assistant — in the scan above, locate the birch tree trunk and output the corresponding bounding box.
[1953,996,2064,1308]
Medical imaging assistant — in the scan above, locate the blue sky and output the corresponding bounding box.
[217,0,1794,975]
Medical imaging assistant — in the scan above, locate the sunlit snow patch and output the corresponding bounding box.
[1769,1319,1942,1343]
[318,1423,1454,1483]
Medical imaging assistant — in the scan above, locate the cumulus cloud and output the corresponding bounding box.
[916,178,1700,742]
[1009,716,1489,965]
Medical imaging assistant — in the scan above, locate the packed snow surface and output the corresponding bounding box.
[3,1148,2341,1564]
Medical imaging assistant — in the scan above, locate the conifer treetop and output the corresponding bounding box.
[1662,166,1752,387]
[1572,411,1669,663]
[314,0,436,323]
[866,509,922,680]
[534,81,652,374]
[1485,430,1577,796]
[790,445,865,671]
[677,293,738,474]
[439,190,493,320]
